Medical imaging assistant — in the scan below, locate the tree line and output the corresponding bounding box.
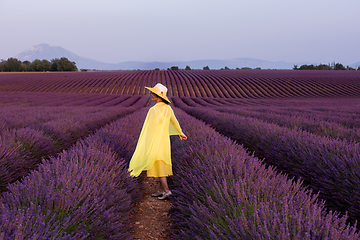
[294,62,357,70]
[0,57,78,72]
[161,63,358,71]
[157,66,262,71]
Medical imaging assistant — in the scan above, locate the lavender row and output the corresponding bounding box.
[179,96,360,116]
[178,96,360,142]
[0,134,140,239]
[0,106,142,192]
[0,91,147,107]
[173,100,360,224]
[90,108,148,163]
[57,95,146,107]
[1,99,148,148]
[167,108,358,239]
[0,128,57,192]
[268,106,360,116]
[234,97,360,110]
[0,106,105,132]
[244,105,360,127]
[0,91,104,107]
[36,105,146,149]
[212,106,360,143]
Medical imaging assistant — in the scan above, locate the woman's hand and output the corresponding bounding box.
[180,134,187,140]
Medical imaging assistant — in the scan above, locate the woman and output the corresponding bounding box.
[128,83,187,200]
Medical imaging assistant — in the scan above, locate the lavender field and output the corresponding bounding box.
[1,70,360,239]
[1,70,360,97]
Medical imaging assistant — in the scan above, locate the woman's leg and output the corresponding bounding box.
[159,177,170,193]
[158,178,164,192]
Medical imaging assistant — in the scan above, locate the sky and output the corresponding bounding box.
[1,0,359,65]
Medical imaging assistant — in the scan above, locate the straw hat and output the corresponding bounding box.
[145,83,171,103]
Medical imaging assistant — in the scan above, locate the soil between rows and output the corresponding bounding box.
[131,172,171,240]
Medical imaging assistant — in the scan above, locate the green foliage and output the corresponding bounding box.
[299,64,315,70]
[236,67,253,70]
[221,66,231,70]
[334,63,345,70]
[203,66,210,70]
[317,64,331,70]
[185,65,191,70]
[42,60,52,71]
[22,60,31,71]
[0,57,77,72]
[29,59,51,72]
[297,62,348,70]
[51,59,58,71]
[170,66,179,70]
[0,60,5,72]
[154,68,160,71]
[3,58,23,72]
[53,57,78,71]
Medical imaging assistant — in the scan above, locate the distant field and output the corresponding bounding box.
[0,70,359,98]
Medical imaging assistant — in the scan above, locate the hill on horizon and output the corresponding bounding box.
[12,43,359,70]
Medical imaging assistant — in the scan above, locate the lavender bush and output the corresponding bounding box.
[0,103,146,193]
[0,91,148,108]
[0,107,99,131]
[190,97,215,107]
[180,97,203,107]
[213,106,360,143]
[131,95,150,109]
[92,108,148,163]
[0,202,89,239]
[176,103,360,224]
[0,128,56,192]
[33,107,136,148]
[168,108,359,239]
[249,107,360,129]
[100,94,132,107]
[0,124,142,239]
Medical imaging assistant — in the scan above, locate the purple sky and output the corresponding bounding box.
[1,0,359,65]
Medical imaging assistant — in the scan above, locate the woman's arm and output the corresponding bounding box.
[180,134,187,140]
[170,108,187,140]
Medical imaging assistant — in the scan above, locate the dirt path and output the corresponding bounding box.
[131,172,171,240]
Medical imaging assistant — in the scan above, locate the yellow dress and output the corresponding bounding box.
[128,102,184,177]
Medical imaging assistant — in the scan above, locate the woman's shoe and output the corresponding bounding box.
[151,191,165,197]
[158,191,172,200]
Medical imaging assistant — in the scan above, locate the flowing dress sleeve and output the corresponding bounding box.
[169,107,184,138]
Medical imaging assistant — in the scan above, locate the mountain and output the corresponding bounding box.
[14,44,114,70]
[15,43,308,70]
